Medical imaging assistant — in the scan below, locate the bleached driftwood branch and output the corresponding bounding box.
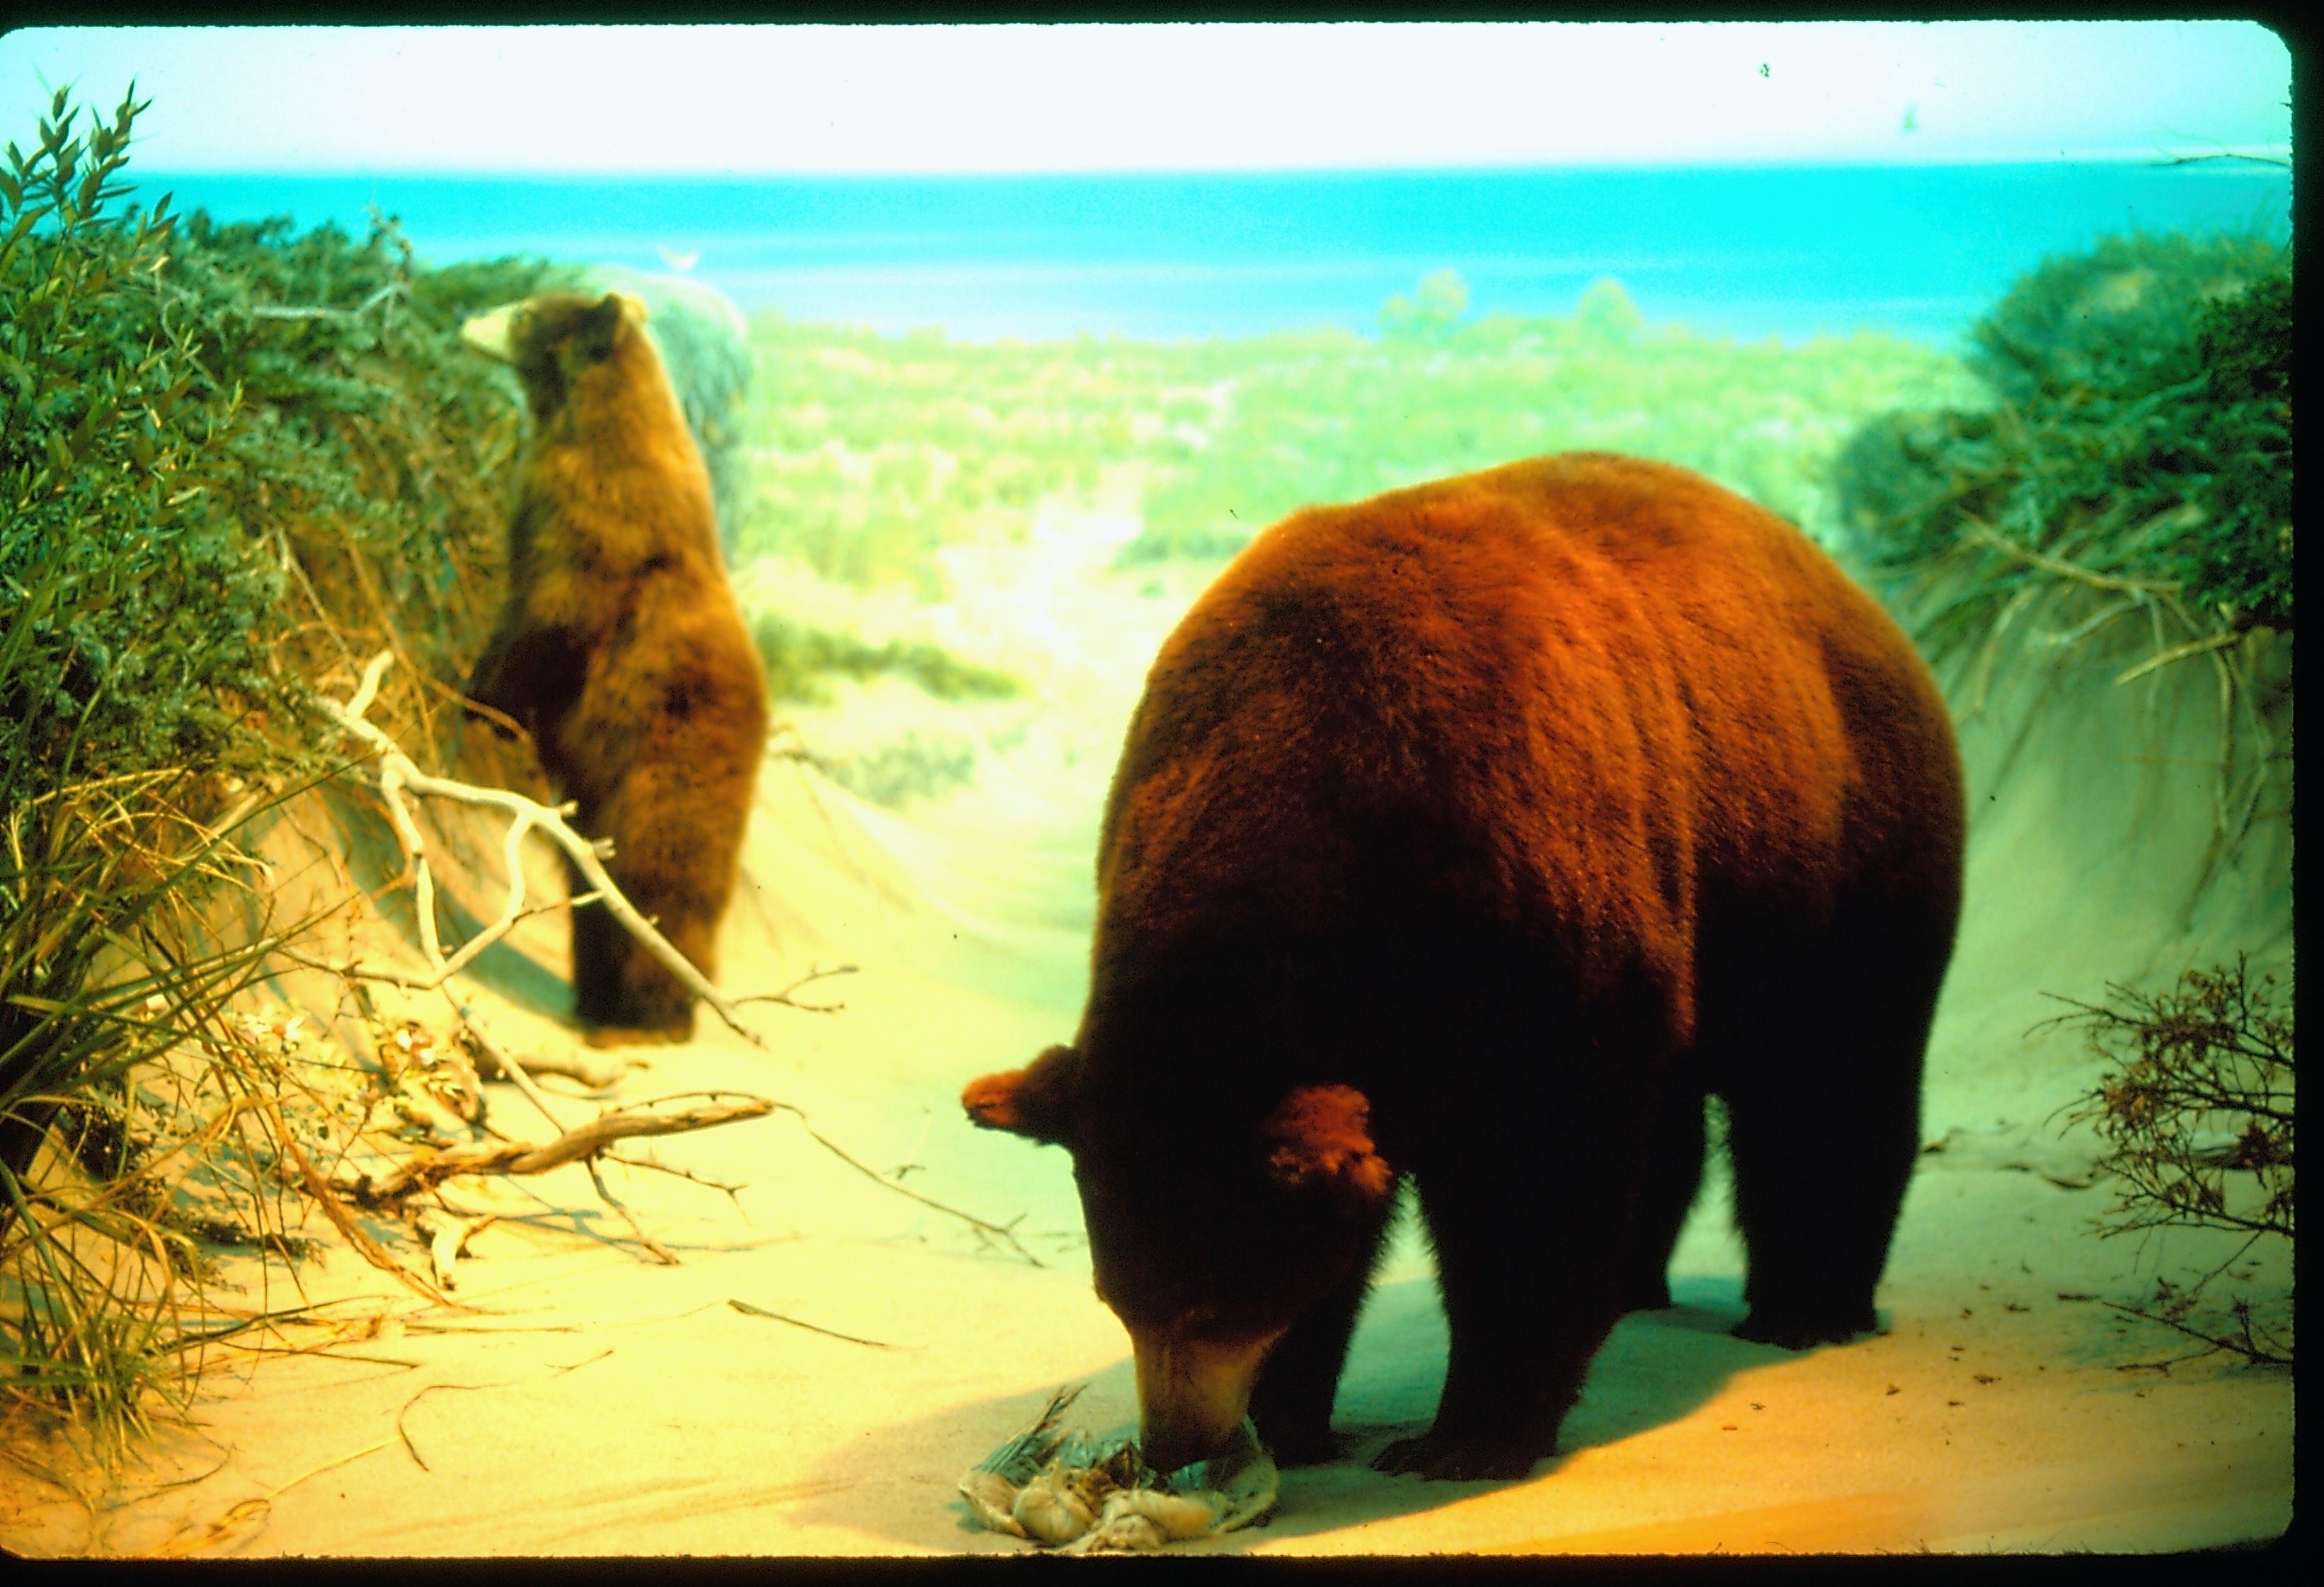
[247,282,408,322]
[306,651,1036,1266]
[340,1092,775,1203]
[319,648,825,1045]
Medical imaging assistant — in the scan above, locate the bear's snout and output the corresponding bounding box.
[1131,1327,1281,1475]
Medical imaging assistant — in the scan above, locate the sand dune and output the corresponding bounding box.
[0,510,2290,1556]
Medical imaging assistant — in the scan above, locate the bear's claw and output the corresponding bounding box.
[1372,1429,1551,1482]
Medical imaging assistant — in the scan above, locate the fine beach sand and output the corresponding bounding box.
[0,498,2292,1557]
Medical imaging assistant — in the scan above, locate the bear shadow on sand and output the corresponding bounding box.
[789,1270,1776,1550]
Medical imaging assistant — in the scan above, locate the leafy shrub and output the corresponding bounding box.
[0,86,285,796]
[2052,960,2294,1365]
[0,85,545,1461]
[2174,273,2292,626]
[2,88,545,807]
[1833,229,2292,654]
[1966,231,2276,407]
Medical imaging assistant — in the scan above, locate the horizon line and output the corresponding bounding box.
[122,147,2294,182]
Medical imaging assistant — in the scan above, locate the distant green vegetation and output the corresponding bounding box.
[1125,287,1980,565]
[751,610,1020,706]
[740,316,1252,593]
[737,270,1984,591]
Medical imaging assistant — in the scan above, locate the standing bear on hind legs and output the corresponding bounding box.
[460,290,767,1047]
[965,452,1965,1482]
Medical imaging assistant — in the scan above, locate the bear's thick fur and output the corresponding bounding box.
[964,453,1964,1481]
[461,290,767,1045]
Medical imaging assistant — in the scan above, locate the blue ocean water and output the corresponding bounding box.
[125,162,2290,348]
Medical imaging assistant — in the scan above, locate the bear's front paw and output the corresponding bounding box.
[1371,1428,1549,1482]
[1256,1423,1345,1469]
[582,1021,692,1050]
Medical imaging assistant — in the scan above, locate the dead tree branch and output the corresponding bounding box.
[340,1092,775,1203]
[304,651,1035,1266]
[319,649,769,1045]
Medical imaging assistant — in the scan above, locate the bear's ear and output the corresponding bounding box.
[962,1044,1083,1145]
[1261,1084,1395,1206]
[576,292,633,358]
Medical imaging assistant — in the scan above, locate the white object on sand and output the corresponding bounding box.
[958,1386,1278,1552]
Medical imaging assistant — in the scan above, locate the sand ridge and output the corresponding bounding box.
[0,511,2291,1556]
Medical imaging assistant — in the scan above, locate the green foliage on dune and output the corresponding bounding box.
[1,90,544,805]
[740,314,1250,592]
[1126,308,1974,565]
[1,86,543,1461]
[1833,229,2292,654]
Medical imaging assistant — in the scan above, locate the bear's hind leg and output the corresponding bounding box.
[565,854,702,1046]
[566,866,635,1031]
[586,890,704,1045]
[1622,1063,1707,1313]
[573,747,755,1045]
[1720,922,1945,1348]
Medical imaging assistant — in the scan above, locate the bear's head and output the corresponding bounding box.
[963,1045,1396,1472]
[460,290,651,424]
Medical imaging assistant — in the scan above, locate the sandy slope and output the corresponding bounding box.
[0,504,2291,1557]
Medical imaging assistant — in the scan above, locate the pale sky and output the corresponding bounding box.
[0,21,2293,175]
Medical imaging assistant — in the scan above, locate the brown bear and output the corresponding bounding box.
[460,290,768,1046]
[963,452,1964,1482]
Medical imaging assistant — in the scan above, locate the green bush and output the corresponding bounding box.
[0,86,282,796]
[2175,273,2292,626]
[1,87,546,808]
[1834,229,2292,651]
[0,85,545,1461]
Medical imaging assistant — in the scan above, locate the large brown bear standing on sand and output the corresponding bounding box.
[964,453,1964,1482]
[461,290,767,1046]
